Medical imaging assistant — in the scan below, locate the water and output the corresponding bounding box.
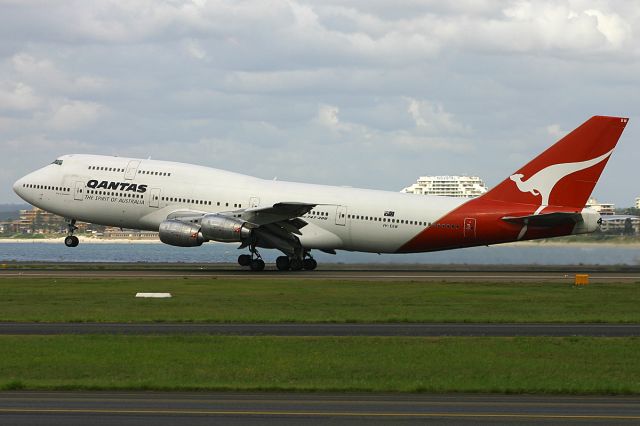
[0,242,638,265]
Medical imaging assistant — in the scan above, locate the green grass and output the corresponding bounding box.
[0,335,639,394]
[0,277,639,323]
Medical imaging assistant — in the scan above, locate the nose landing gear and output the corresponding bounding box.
[64,219,79,247]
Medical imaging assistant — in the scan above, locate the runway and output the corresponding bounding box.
[1,391,639,425]
[1,322,640,336]
[2,268,640,282]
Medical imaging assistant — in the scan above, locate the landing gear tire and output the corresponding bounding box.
[64,235,79,248]
[238,254,251,266]
[289,258,303,271]
[64,218,78,247]
[276,256,291,271]
[303,258,317,270]
[250,259,265,271]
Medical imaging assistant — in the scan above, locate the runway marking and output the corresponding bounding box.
[1,408,640,419]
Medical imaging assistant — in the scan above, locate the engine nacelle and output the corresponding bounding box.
[200,214,252,243]
[159,220,205,247]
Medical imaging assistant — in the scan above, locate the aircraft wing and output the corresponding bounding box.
[241,202,316,226]
[167,202,316,228]
[236,202,318,255]
[166,202,318,256]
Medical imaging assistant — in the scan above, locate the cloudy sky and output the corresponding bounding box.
[0,0,638,205]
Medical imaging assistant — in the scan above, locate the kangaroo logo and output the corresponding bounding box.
[509,149,614,215]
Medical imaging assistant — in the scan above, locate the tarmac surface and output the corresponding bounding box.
[1,391,639,425]
[2,322,640,337]
[1,267,640,282]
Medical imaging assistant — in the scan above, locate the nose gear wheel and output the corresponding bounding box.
[64,218,79,247]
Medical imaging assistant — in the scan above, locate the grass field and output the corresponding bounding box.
[2,277,639,395]
[1,335,639,394]
[0,277,639,322]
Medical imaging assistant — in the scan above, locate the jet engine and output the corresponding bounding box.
[159,220,205,247]
[200,214,252,242]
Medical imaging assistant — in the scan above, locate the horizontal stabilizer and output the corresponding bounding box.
[501,212,582,227]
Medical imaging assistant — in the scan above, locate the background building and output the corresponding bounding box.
[636,197,640,209]
[402,175,488,197]
[599,215,640,235]
[0,206,158,239]
[586,198,615,215]
[102,227,159,240]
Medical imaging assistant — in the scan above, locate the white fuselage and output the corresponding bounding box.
[13,154,466,253]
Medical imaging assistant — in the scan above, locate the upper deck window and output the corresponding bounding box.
[51,159,63,166]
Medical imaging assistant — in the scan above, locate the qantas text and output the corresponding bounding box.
[87,180,148,193]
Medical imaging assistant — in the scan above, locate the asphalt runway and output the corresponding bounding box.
[1,391,639,425]
[2,268,640,282]
[2,322,640,337]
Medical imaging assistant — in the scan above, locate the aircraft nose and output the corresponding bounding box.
[13,177,24,196]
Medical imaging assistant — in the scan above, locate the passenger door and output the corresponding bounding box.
[74,181,84,201]
[124,160,140,180]
[149,188,161,208]
[464,217,476,238]
[335,205,347,226]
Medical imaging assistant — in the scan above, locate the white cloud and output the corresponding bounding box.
[184,38,207,60]
[310,101,471,153]
[389,132,472,153]
[0,82,42,111]
[406,98,469,135]
[315,104,342,130]
[584,9,631,48]
[46,100,107,131]
[10,53,109,94]
[0,1,639,204]
[546,123,566,139]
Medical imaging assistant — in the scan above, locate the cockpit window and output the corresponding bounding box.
[52,159,63,165]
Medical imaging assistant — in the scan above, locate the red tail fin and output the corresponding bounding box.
[483,116,628,213]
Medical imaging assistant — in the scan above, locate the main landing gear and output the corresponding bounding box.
[237,245,265,271]
[275,255,317,271]
[238,248,318,272]
[64,218,79,248]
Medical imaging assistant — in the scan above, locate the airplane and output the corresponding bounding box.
[12,115,629,271]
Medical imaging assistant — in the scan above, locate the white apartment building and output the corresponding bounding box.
[636,197,640,209]
[586,198,615,215]
[402,175,488,198]
[599,215,640,234]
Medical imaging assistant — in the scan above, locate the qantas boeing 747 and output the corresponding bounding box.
[13,115,629,271]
